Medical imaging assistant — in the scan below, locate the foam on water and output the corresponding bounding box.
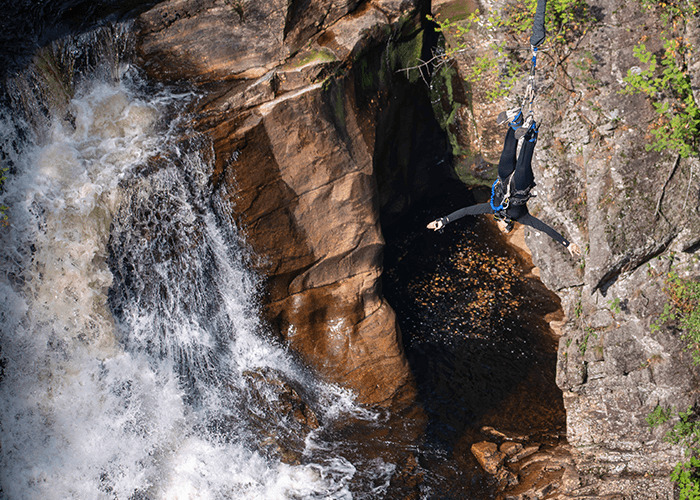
[0,71,368,500]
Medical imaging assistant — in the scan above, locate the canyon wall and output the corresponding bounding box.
[134,0,700,493]
[134,0,452,406]
[19,0,695,493]
[442,0,700,497]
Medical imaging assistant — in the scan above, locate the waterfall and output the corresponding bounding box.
[0,26,382,500]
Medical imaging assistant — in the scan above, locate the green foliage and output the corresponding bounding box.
[463,50,520,101]
[667,407,700,448]
[621,2,700,159]
[639,0,699,27]
[647,404,673,428]
[427,11,516,102]
[608,297,621,315]
[622,40,700,158]
[649,406,700,500]
[426,12,479,60]
[579,326,597,355]
[652,272,700,364]
[504,0,593,45]
[647,405,700,499]
[672,457,700,500]
[426,0,598,103]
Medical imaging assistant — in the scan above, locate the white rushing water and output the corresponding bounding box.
[0,66,381,500]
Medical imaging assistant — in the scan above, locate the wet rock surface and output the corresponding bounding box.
[241,368,321,465]
[468,426,579,500]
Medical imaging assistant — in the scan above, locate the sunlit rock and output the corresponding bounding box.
[132,0,442,405]
[471,441,505,475]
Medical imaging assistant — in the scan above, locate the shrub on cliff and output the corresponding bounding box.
[652,270,700,365]
[426,0,599,102]
[648,404,700,500]
[621,0,700,159]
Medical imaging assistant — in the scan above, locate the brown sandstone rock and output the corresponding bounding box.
[136,0,291,82]
[500,441,523,458]
[507,444,541,464]
[207,81,413,404]
[133,0,429,405]
[471,441,506,475]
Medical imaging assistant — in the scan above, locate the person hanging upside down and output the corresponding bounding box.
[427,111,581,258]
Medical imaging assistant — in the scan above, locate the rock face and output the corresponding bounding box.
[441,0,700,496]
[134,0,450,405]
[529,3,700,497]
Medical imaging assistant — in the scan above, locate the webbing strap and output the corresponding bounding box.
[524,46,538,111]
[490,173,515,212]
[529,0,548,48]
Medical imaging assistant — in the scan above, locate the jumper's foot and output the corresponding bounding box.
[497,107,522,126]
[515,114,536,140]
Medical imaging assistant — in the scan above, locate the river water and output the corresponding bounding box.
[0,17,564,500]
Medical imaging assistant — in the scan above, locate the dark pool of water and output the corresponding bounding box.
[380,180,566,498]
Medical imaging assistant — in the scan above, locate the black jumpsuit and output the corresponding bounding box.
[440,126,570,247]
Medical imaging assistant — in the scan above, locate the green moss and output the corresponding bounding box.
[395,30,424,83]
[332,86,345,126]
[430,63,469,157]
[359,58,374,90]
[453,158,497,187]
[284,49,337,70]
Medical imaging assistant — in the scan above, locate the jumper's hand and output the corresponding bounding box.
[427,219,444,231]
[568,242,581,257]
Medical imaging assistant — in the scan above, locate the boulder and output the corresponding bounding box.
[471,441,506,475]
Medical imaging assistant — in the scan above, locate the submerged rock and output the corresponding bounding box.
[472,441,506,475]
[242,367,321,464]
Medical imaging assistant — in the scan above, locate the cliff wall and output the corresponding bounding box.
[134,0,452,406]
[442,0,700,496]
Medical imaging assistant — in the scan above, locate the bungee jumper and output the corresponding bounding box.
[427,0,580,258]
[427,114,580,257]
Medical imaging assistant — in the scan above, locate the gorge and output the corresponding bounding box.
[1,0,699,499]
